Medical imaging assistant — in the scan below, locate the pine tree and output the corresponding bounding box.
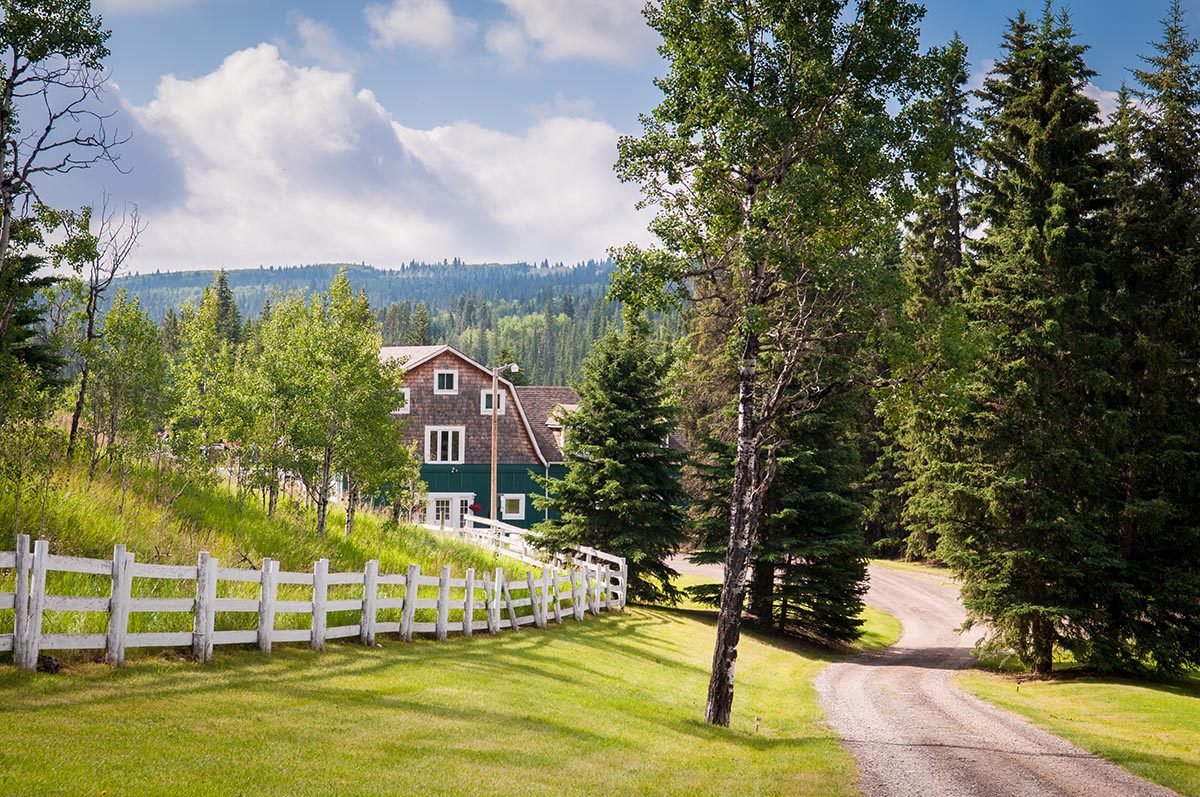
[534,315,686,602]
[890,35,977,560]
[406,302,431,345]
[932,6,1114,675]
[1097,0,1200,671]
[689,388,870,643]
[211,270,241,347]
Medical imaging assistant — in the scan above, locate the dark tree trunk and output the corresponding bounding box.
[749,560,774,622]
[1030,616,1054,676]
[705,332,766,727]
[344,478,358,538]
[314,445,333,538]
[267,477,278,518]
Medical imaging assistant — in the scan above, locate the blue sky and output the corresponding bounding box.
[48,0,1192,271]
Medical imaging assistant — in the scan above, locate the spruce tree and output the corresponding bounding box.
[1097,0,1200,671]
[889,35,977,561]
[211,270,242,347]
[932,6,1113,674]
[534,315,686,602]
[689,388,870,644]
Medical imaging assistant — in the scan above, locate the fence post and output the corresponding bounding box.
[435,564,451,641]
[401,564,419,642]
[13,534,29,669]
[19,539,48,672]
[570,568,583,622]
[191,551,216,663]
[103,545,132,667]
[618,557,628,610]
[258,558,277,653]
[551,569,563,624]
[483,570,498,635]
[311,558,328,651]
[360,559,379,646]
[541,570,551,625]
[463,567,475,637]
[588,565,600,616]
[525,571,544,629]
[501,571,519,631]
[603,564,613,612]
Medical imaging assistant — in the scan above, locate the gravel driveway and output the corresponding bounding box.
[815,564,1177,797]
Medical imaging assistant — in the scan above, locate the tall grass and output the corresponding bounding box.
[0,465,538,640]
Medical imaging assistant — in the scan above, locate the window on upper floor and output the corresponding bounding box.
[434,369,458,395]
[480,389,506,415]
[425,425,465,464]
[394,387,411,415]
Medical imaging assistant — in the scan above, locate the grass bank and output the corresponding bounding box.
[0,606,898,797]
[958,671,1200,796]
[0,466,533,639]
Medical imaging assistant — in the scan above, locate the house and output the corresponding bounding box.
[380,344,577,530]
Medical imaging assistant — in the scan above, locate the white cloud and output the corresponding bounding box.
[493,0,656,65]
[288,12,356,71]
[120,44,648,270]
[485,21,528,69]
[365,0,476,51]
[1083,82,1122,122]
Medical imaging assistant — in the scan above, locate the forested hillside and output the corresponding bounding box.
[115,260,681,384]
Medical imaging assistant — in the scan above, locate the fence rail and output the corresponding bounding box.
[2,530,626,671]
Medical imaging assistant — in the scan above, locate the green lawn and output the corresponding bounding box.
[0,606,898,797]
[868,558,954,578]
[959,671,1200,796]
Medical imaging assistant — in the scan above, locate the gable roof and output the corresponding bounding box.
[381,344,555,468]
[378,345,449,369]
[515,386,580,464]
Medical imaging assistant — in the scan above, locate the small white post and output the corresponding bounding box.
[435,564,451,641]
[258,558,278,653]
[541,569,551,624]
[463,567,475,637]
[591,565,602,615]
[13,534,29,669]
[20,539,49,672]
[603,564,613,612]
[526,571,544,629]
[192,551,216,663]
[483,570,498,635]
[570,567,583,621]
[401,564,419,641]
[360,559,379,646]
[501,571,519,631]
[618,557,628,609]
[493,567,505,631]
[551,569,563,624]
[311,558,328,651]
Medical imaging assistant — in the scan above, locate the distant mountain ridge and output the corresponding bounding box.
[113,260,617,320]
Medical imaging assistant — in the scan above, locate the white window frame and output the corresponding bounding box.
[500,493,526,521]
[425,425,466,464]
[395,387,411,415]
[479,389,506,415]
[433,369,459,395]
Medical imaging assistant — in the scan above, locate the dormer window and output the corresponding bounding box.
[434,369,458,395]
[480,389,506,415]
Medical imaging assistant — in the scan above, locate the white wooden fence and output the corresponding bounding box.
[2,530,626,672]
[425,514,629,588]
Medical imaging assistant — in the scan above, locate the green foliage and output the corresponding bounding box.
[926,7,1114,675]
[77,289,169,479]
[534,316,686,602]
[688,392,871,644]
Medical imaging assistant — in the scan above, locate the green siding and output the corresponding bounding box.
[420,463,565,529]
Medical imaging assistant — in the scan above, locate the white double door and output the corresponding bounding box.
[426,492,475,528]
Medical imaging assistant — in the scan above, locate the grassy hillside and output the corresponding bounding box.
[1,467,532,639]
[959,672,1200,796]
[0,605,899,796]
